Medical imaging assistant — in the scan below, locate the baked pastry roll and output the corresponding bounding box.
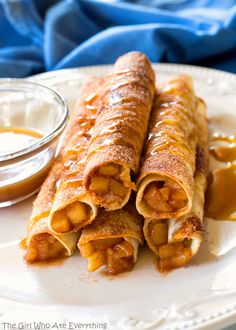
[25,77,103,261]
[24,161,78,263]
[144,98,208,272]
[84,52,155,210]
[136,75,197,220]
[78,202,144,275]
[49,77,103,234]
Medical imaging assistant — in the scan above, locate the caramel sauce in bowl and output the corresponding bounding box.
[0,127,54,204]
[0,80,68,207]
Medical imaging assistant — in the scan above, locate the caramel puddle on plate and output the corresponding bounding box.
[206,164,236,220]
[206,133,236,221]
[209,133,236,163]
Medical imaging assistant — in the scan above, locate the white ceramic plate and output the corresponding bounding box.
[1,64,236,330]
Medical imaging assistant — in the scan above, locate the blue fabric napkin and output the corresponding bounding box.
[0,0,236,78]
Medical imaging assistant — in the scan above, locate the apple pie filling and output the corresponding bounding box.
[143,180,187,213]
[80,237,134,275]
[88,163,130,209]
[51,201,92,233]
[25,233,66,263]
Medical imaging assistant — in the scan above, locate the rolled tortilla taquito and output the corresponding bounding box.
[144,98,208,272]
[84,52,155,210]
[25,161,79,263]
[49,77,104,234]
[136,75,197,220]
[25,77,103,261]
[78,202,144,275]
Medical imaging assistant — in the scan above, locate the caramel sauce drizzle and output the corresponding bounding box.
[206,133,236,221]
[145,85,196,168]
[56,94,99,193]
[86,67,155,167]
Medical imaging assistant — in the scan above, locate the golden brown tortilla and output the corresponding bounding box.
[84,52,155,211]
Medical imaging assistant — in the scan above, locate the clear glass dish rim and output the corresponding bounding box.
[0,78,68,165]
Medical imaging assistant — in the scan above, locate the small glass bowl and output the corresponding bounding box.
[0,79,68,207]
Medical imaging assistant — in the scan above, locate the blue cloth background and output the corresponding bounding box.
[0,0,236,77]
